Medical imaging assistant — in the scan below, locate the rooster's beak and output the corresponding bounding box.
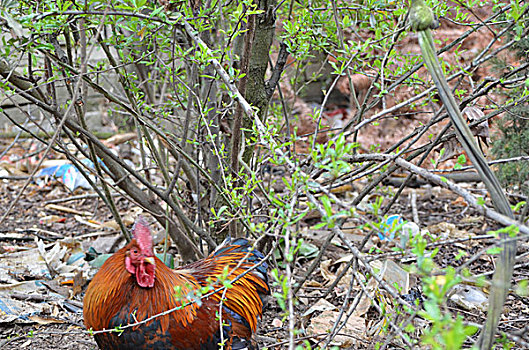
[143,257,155,265]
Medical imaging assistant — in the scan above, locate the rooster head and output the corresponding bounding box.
[125,216,156,288]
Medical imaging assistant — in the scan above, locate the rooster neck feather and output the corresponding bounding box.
[177,243,269,333]
[84,246,199,334]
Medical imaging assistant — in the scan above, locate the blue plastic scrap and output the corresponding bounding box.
[37,158,101,191]
[378,214,404,241]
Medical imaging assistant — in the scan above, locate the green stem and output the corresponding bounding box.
[417,27,517,350]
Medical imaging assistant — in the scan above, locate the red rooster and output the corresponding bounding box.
[83,217,269,349]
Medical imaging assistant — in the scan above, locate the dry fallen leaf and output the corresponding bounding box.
[28,315,65,325]
[20,339,32,348]
[427,222,470,239]
[302,298,338,318]
[319,259,336,284]
[45,204,91,216]
[72,270,87,297]
[451,196,467,206]
[303,280,323,288]
[99,220,120,231]
[272,318,283,328]
[307,310,366,347]
[103,132,138,147]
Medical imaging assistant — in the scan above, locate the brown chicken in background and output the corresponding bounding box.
[83,216,269,349]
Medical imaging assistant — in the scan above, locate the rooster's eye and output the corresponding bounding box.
[132,249,138,254]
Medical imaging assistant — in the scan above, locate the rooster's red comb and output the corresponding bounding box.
[132,216,153,255]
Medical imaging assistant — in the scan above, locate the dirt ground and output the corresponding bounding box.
[0,176,528,349]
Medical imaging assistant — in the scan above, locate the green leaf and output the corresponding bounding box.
[516,280,528,297]
[312,222,327,229]
[297,240,319,259]
[321,195,333,217]
[150,6,164,18]
[486,247,503,255]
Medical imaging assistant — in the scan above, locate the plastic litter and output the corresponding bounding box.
[400,221,421,248]
[37,158,101,191]
[449,284,488,312]
[378,214,403,240]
